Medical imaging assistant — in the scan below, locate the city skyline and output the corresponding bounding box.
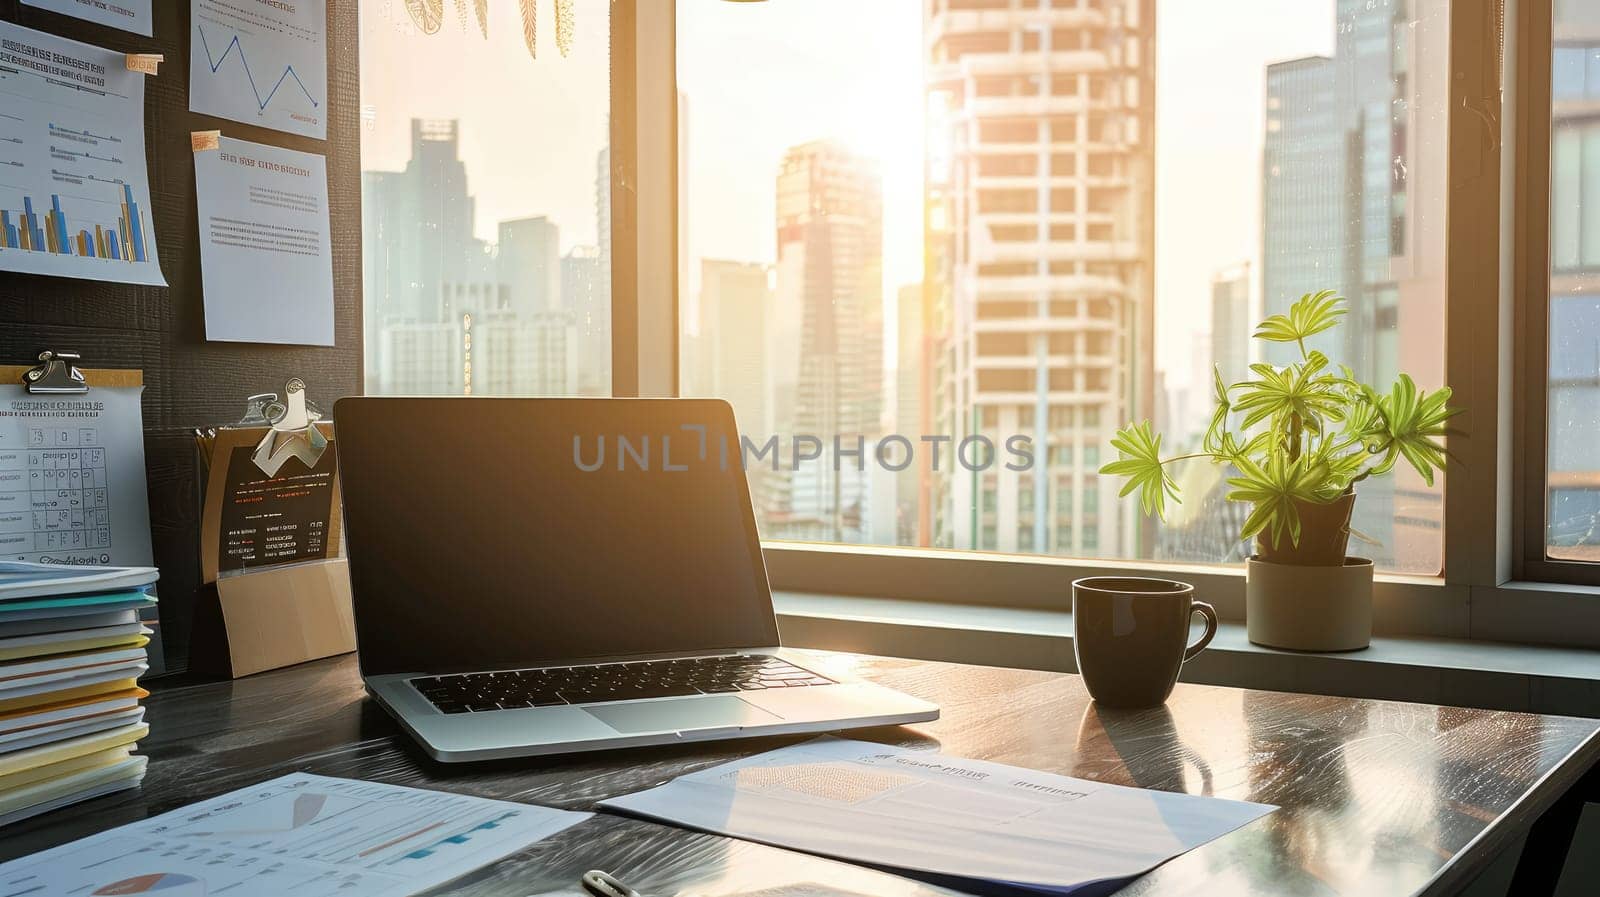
[356,0,1594,569]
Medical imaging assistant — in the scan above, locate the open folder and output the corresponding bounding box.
[601,738,1276,896]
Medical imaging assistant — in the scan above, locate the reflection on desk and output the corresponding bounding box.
[1,651,1596,897]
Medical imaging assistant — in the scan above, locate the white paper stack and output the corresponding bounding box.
[0,562,159,826]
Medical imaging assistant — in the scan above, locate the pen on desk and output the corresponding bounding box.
[581,869,644,897]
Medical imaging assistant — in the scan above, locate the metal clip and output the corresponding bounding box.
[22,351,88,394]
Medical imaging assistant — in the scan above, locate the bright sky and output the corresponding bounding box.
[360,0,1335,390]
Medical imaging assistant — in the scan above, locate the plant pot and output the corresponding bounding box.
[1246,556,1373,651]
[1256,489,1356,566]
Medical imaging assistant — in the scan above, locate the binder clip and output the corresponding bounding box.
[22,350,89,395]
[251,378,329,476]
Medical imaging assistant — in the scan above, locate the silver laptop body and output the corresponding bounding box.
[334,397,938,762]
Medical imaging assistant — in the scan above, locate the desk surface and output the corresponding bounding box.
[4,651,1598,897]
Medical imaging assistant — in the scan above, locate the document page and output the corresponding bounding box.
[0,22,166,285]
[20,0,154,36]
[0,773,590,897]
[0,384,154,568]
[602,738,1274,896]
[194,136,334,345]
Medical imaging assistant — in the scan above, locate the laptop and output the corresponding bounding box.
[333,397,938,762]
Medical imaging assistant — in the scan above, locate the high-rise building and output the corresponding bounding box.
[1261,56,1340,366]
[771,140,885,542]
[363,118,597,399]
[361,119,494,392]
[924,0,1157,556]
[497,216,561,315]
[378,318,464,395]
[1259,3,1450,572]
[896,283,926,544]
[472,311,576,396]
[698,259,773,436]
[1211,263,1251,389]
[1547,2,1600,558]
[562,245,608,395]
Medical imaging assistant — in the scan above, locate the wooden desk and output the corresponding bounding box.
[4,652,1598,896]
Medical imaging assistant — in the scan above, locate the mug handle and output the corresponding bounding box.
[1183,601,1219,661]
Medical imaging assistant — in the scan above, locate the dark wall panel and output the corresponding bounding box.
[0,1,363,673]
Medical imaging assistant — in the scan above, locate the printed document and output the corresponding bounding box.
[20,0,154,36]
[189,0,327,139]
[0,773,589,897]
[601,738,1275,896]
[194,136,335,345]
[0,22,166,285]
[0,385,154,568]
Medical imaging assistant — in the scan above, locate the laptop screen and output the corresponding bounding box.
[333,398,781,676]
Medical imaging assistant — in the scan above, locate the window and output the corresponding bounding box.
[677,0,1445,574]
[1541,4,1600,567]
[358,1,611,397]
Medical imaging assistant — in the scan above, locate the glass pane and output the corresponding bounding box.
[1546,8,1600,562]
[359,2,611,396]
[678,0,1446,574]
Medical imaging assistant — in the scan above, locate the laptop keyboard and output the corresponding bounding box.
[410,655,834,715]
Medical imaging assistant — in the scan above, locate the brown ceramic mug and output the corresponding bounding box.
[1072,576,1218,708]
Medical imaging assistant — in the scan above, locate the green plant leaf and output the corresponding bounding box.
[1202,366,1234,455]
[1253,290,1346,349]
[1370,375,1459,486]
[1226,451,1332,547]
[1100,420,1180,519]
[1230,354,1345,440]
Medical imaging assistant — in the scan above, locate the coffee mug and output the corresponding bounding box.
[1072,577,1218,708]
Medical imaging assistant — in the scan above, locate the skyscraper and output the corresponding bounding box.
[1259,3,1450,572]
[772,140,884,542]
[361,119,493,392]
[1261,56,1340,366]
[896,282,926,544]
[924,0,1157,556]
[497,216,561,315]
[363,118,590,399]
[1211,263,1251,389]
[562,245,608,395]
[698,259,773,436]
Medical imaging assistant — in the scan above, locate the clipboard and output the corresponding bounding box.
[189,382,352,678]
[0,367,143,390]
[0,351,163,677]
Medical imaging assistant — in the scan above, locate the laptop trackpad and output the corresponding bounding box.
[585,695,783,734]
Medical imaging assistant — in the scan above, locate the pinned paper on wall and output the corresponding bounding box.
[20,0,154,37]
[193,135,335,346]
[189,0,328,140]
[0,23,166,287]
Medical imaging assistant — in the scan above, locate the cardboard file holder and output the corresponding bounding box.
[189,558,356,679]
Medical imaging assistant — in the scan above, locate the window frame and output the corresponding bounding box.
[613,0,1600,647]
[1516,0,1600,587]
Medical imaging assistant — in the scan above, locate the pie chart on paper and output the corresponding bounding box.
[92,872,206,896]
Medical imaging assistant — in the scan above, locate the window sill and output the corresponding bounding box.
[773,591,1600,718]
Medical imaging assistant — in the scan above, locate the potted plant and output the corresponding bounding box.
[1098,291,1458,651]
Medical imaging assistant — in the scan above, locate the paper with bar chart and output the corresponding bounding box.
[0,22,165,286]
[189,0,327,140]
[0,773,590,897]
[20,0,154,37]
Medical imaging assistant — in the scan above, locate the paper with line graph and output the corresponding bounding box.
[603,738,1275,896]
[189,0,327,139]
[0,22,165,286]
[0,773,589,897]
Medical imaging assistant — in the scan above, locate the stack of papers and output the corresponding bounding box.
[601,738,1277,896]
[0,562,159,826]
